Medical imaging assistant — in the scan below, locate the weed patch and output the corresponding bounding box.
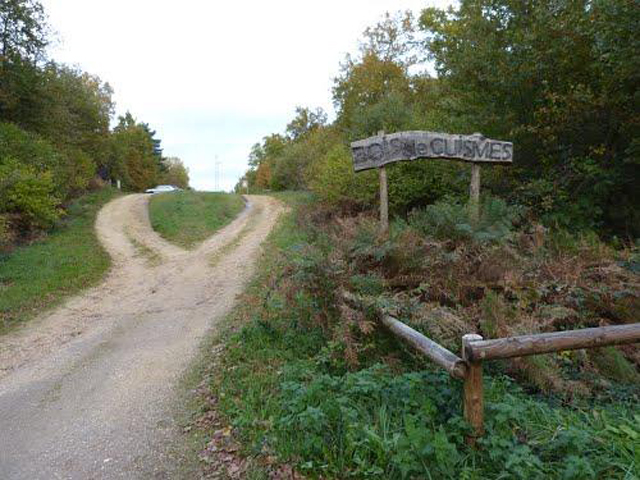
[149,191,245,248]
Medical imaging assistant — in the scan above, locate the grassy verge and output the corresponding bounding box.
[185,194,639,479]
[0,187,120,335]
[148,191,245,248]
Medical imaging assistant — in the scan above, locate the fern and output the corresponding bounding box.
[409,196,523,244]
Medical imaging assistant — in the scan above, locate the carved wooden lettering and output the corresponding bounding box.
[350,131,513,172]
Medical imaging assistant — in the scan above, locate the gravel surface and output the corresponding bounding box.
[0,194,283,479]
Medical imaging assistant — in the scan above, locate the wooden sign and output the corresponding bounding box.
[351,131,513,172]
[350,131,514,235]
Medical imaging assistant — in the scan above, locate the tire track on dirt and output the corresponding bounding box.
[0,194,283,479]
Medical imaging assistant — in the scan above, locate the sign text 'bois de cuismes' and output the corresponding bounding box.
[350,131,513,172]
[350,130,514,235]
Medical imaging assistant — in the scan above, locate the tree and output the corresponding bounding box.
[30,64,114,168]
[245,134,288,191]
[141,122,163,163]
[360,10,422,68]
[0,0,48,62]
[308,143,378,209]
[285,106,327,141]
[349,90,414,138]
[160,157,189,189]
[270,125,340,191]
[254,161,271,190]
[110,112,160,191]
[0,156,59,234]
[0,0,49,124]
[419,0,640,235]
[248,134,288,168]
[333,51,412,138]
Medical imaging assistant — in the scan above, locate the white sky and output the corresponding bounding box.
[42,0,452,191]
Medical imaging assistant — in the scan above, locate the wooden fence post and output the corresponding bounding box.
[462,333,484,446]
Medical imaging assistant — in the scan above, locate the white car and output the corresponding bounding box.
[145,185,182,194]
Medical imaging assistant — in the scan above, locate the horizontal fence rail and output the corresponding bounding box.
[466,323,640,362]
[341,290,640,445]
[341,290,466,379]
[381,313,467,379]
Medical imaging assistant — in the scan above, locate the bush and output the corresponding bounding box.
[387,160,468,214]
[0,158,61,233]
[56,147,95,197]
[309,144,378,209]
[0,123,61,172]
[409,196,523,244]
[0,122,93,200]
[0,214,12,248]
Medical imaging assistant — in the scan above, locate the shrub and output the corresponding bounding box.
[409,196,523,244]
[0,123,61,172]
[386,160,468,214]
[0,214,12,248]
[56,147,95,197]
[308,144,378,209]
[0,122,93,200]
[0,158,61,233]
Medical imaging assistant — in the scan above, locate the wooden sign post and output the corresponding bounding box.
[377,131,389,236]
[350,131,513,230]
[469,163,481,224]
[379,166,389,235]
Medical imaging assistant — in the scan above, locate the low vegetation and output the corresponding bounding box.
[0,187,120,335]
[148,192,245,249]
[189,196,639,479]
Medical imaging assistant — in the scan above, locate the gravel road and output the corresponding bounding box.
[0,194,283,479]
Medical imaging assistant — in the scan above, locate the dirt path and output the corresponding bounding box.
[0,194,283,479]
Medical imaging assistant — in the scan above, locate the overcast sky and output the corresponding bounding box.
[42,0,452,191]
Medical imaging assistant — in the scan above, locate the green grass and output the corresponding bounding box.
[0,187,120,335]
[148,191,245,248]
[185,193,639,479]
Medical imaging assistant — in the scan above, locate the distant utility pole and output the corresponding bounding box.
[214,156,222,192]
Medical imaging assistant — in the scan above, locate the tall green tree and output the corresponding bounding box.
[333,52,412,138]
[0,0,49,125]
[419,0,640,235]
[110,113,160,191]
[285,107,327,141]
[32,64,114,169]
[0,0,48,62]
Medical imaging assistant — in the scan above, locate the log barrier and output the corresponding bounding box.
[341,291,640,444]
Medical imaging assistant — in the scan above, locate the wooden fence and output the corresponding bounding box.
[341,291,640,445]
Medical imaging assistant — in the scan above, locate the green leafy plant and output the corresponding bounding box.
[409,197,523,244]
[0,157,61,233]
